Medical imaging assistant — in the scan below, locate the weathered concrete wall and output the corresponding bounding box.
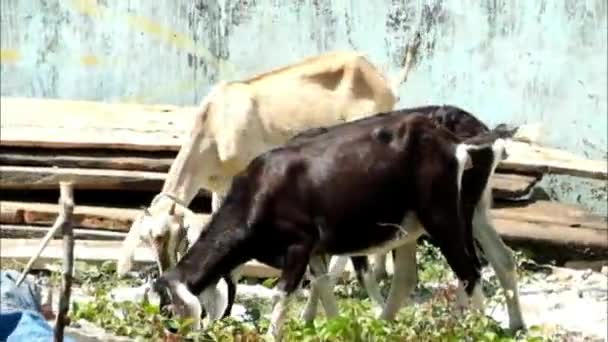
[1,0,606,213]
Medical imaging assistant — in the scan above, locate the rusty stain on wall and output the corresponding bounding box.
[71,0,102,18]
[80,54,100,66]
[0,49,21,64]
[125,14,233,72]
[59,0,237,102]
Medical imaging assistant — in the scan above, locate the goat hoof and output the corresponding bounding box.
[265,325,283,342]
[372,306,383,318]
[509,321,526,332]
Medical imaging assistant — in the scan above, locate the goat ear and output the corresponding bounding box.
[168,202,176,215]
[140,206,151,216]
[174,209,185,219]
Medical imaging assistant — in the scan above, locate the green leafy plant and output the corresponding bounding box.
[65,252,577,342]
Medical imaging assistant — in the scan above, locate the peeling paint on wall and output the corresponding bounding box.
[0,0,606,214]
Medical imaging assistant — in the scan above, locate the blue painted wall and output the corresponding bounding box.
[1,0,606,214]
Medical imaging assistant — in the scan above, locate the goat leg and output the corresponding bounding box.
[267,244,311,342]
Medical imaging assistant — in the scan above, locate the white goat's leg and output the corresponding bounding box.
[372,253,389,279]
[174,282,203,330]
[379,242,417,320]
[359,263,386,315]
[267,289,292,342]
[327,255,349,285]
[300,255,348,323]
[300,277,320,324]
[309,256,339,319]
[473,208,525,330]
[349,256,386,316]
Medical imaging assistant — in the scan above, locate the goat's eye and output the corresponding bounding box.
[152,235,164,245]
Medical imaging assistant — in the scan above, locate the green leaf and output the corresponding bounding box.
[262,277,278,288]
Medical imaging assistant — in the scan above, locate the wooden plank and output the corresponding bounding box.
[1,200,605,260]
[493,201,608,230]
[499,140,607,180]
[0,148,174,172]
[4,199,605,234]
[0,97,195,152]
[0,170,535,229]
[2,97,606,180]
[493,219,607,249]
[0,165,528,200]
[493,218,608,260]
[491,172,540,199]
[0,166,165,191]
[0,224,127,240]
[0,239,281,279]
[0,201,208,231]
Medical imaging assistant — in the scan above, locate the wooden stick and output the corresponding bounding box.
[54,182,75,342]
[0,224,127,240]
[0,165,167,191]
[0,148,174,172]
[15,183,74,286]
[1,239,282,279]
[391,31,422,91]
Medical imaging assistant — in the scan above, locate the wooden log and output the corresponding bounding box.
[1,200,605,260]
[1,201,143,231]
[0,148,174,172]
[0,166,166,191]
[0,239,281,279]
[493,218,608,261]
[0,224,127,241]
[0,165,531,200]
[493,219,607,249]
[500,140,607,180]
[491,172,540,200]
[2,97,606,180]
[493,200,608,230]
[0,97,195,152]
[0,174,540,231]
[0,201,208,231]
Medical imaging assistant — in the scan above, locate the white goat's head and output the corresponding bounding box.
[116,200,187,277]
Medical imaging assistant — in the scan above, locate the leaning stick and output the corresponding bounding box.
[15,182,75,287]
[390,31,423,92]
[54,182,75,342]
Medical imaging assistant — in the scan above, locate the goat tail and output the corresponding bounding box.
[492,122,543,145]
[116,225,143,276]
[511,122,542,144]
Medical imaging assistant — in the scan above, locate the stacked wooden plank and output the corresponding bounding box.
[1,97,607,271]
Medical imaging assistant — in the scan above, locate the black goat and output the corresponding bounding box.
[153,112,495,339]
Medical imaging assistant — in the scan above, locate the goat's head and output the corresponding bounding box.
[116,200,187,276]
[142,202,186,273]
[152,275,203,331]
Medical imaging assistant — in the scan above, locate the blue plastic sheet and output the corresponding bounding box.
[1,270,75,342]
